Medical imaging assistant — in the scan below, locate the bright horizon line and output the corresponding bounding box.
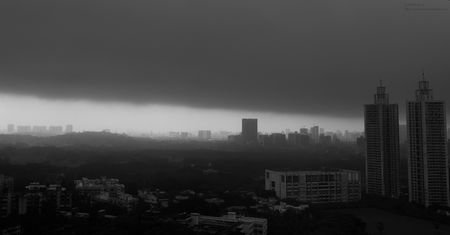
[0,93,364,133]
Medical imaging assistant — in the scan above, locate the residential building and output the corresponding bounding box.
[364,83,400,198]
[265,169,361,203]
[184,212,267,235]
[407,78,449,207]
[198,130,212,140]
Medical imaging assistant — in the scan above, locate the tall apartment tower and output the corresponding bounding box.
[242,119,258,144]
[364,83,400,198]
[407,78,449,207]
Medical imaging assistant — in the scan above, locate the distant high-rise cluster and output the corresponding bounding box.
[364,77,449,207]
[6,124,74,136]
[228,118,362,147]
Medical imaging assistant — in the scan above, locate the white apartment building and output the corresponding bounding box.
[265,169,361,203]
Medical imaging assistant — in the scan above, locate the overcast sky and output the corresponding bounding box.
[0,0,449,132]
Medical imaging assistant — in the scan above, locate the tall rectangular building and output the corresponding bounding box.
[242,119,258,144]
[198,130,212,140]
[364,84,400,198]
[309,126,319,144]
[407,79,449,207]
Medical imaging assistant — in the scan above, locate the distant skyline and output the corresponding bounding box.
[0,93,363,134]
[1,76,447,134]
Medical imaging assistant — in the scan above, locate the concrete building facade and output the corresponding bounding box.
[265,169,361,203]
[364,84,400,198]
[407,79,449,207]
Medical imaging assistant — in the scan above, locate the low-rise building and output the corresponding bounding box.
[46,184,72,210]
[74,177,135,210]
[265,169,361,203]
[183,212,267,235]
[24,182,72,215]
[74,177,125,197]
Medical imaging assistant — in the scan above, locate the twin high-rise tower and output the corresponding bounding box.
[365,78,449,207]
[364,83,400,198]
[407,79,449,207]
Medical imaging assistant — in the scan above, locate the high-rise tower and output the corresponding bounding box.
[364,82,400,198]
[309,126,319,144]
[242,119,258,144]
[407,76,449,207]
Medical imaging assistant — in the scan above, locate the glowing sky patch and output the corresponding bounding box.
[0,93,363,134]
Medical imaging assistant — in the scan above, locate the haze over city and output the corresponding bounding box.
[0,93,364,133]
[1,0,450,235]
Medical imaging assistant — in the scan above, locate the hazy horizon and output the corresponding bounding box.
[0,93,364,134]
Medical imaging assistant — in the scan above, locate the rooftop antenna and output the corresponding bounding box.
[375,79,388,104]
[416,69,433,100]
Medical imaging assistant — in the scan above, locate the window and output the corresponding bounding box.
[287,175,293,183]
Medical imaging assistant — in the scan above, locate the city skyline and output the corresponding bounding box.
[2,76,450,134]
[1,0,450,234]
[0,93,364,134]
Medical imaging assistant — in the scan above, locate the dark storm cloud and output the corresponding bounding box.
[0,0,449,117]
